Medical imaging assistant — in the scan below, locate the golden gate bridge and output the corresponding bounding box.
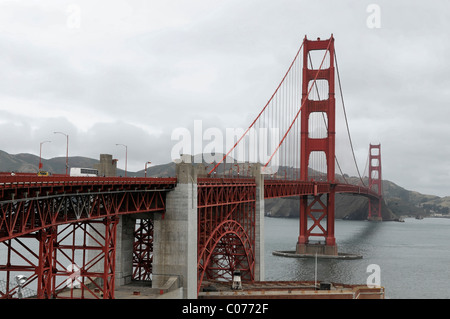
[0,35,384,299]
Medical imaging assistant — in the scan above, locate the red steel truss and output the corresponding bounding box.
[0,176,175,298]
[132,218,153,281]
[0,217,119,299]
[368,144,383,220]
[197,178,256,294]
[264,180,379,199]
[196,176,381,293]
[0,176,176,242]
[36,226,56,298]
[0,34,387,299]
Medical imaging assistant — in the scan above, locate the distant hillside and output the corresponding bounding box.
[0,150,100,174]
[1,150,448,220]
[0,150,171,178]
[265,178,449,220]
[265,194,396,220]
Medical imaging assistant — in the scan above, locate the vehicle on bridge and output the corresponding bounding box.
[69,167,98,177]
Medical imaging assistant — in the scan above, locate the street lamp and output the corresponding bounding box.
[116,144,127,177]
[54,131,69,175]
[15,275,28,299]
[39,140,51,171]
[145,161,151,178]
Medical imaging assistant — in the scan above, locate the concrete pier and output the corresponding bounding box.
[296,243,338,256]
[252,164,265,282]
[87,160,265,299]
[152,162,203,299]
[152,161,265,298]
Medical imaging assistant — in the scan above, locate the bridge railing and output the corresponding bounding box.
[0,174,177,192]
[264,179,380,200]
[264,180,330,198]
[334,183,380,199]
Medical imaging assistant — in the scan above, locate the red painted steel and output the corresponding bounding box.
[0,175,175,298]
[0,35,386,298]
[0,217,120,299]
[0,176,176,242]
[299,35,337,249]
[197,178,256,295]
[53,218,119,299]
[264,180,379,199]
[103,216,118,299]
[133,218,153,281]
[36,226,56,298]
[368,144,383,220]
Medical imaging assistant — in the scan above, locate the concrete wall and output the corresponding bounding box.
[94,161,264,298]
[94,154,117,177]
[252,164,265,281]
[114,215,135,286]
[152,162,202,299]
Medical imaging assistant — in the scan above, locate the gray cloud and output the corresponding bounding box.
[1,1,450,196]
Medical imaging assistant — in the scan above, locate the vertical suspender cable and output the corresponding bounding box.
[208,40,305,175]
[263,38,332,171]
[334,51,366,187]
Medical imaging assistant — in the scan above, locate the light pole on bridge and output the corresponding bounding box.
[39,140,51,171]
[145,161,151,178]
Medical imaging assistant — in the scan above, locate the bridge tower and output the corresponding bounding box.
[368,144,383,221]
[297,35,337,256]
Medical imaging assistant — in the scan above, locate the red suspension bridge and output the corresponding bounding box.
[0,35,384,299]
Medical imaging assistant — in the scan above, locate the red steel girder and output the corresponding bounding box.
[264,180,331,198]
[0,189,168,243]
[197,179,256,294]
[132,218,153,281]
[197,220,255,295]
[0,217,119,299]
[52,218,118,299]
[36,227,57,298]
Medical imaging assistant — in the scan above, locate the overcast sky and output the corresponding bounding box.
[1,0,450,197]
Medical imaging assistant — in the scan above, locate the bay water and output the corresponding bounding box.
[264,216,450,299]
[2,216,449,299]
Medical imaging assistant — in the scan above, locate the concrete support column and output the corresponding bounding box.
[252,164,265,281]
[152,162,202,299]
[114,215,135,286]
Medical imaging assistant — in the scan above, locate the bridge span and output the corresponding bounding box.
[0,35,385,299]
[0,159,381,299]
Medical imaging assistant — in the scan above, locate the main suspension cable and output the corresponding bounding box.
[263,38,332,170]
[207,40,305,175]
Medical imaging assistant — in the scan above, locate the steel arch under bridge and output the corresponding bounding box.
[196,177,257,295]
[196,177,381,294]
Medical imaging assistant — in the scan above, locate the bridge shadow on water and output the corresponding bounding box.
[305,220,383,285]
[266,218,385,286]
[338,219,383,246]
